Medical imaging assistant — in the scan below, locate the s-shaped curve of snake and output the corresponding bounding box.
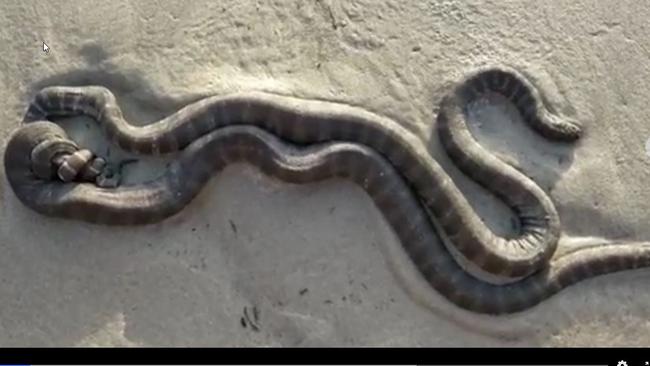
[5,66,650,314]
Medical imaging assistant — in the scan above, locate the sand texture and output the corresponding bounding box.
[0,0,649,346]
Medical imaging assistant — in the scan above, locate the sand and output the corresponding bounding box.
[0,0,649,346]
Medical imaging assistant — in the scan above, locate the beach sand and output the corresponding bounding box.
[0,0,649,346]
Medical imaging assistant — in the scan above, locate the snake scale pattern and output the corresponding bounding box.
[5,66,650,315]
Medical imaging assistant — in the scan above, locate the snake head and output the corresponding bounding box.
[95,162,121,188]
[94,158,138,188]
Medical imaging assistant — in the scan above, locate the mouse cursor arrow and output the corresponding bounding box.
[42,41,50,54]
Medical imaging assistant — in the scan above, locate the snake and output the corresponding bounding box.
[5,66,650,314]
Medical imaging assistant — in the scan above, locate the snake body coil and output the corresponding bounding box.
[5,66,650,314]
